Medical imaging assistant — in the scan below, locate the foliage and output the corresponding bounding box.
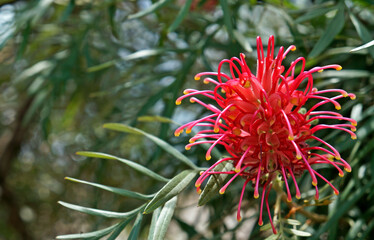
[0,0,373,239]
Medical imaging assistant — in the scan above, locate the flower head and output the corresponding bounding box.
[175,36,356,233]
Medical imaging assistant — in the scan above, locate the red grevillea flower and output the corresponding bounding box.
[175,36,357,233]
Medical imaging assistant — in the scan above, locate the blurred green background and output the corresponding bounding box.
[0,0,373,239]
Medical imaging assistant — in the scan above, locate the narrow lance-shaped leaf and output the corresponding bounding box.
[310,179,374,240]
[128,212,144,240]
[76,151,169,182]
[56,222,119,239]
[147,207,162,240]
[58,201,145,219]
[65,177,154,200]
[144,170,197,214]
[219,0,234,41]
[103,123,198,170]
[106,218,134,240]
[350,40,374,53]
[295,5,337,23]
[153,196,178,240]
[308,3,345,58]
[349,13,374,58]
[128,0,173,20]
[168,0,193,32]
[198,161,234,206]
[284,228,312,237]
[137,115,176,124]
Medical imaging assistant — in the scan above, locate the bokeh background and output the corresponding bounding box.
[0,0,373,239]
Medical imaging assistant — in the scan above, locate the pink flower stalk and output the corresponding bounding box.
[175,36,357,234]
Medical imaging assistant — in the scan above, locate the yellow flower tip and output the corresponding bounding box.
[335,155,341,160]
[244,81,251,88]
[291,46,296,51]
[312,180,318,186]
[213,127,220,133]
[335,65,342,71]
[195,183,201,188]
[344,167,352,173]
[296,154,302,160]
[352,122,357,127]
[258,220,263,226]
[237,216,242,222]
[334,190,339,195]
[233,128,241,136]
[189,139,195,143]
[185,146,191,151]
[287,197,292,202]
[186,128,191,134]
[221,89,226,94]
[351,127,357,132]
[183,90,189,95]
[288,135,294,141]
[335,105,341,110]
[318,69,324,73]
[343,93,348,97]
[254,192,259,199]
[350,94,356,100]
[296,193,301,199]
[339,172,344,177]
[199,171,204,175]
[235,167,241,173]
[175,100,181,105]
[351,135,357,140]
[194,76,200,81]
[197,188,202,194]
[189,99,195,103]
[219,189,225,195]
[203,79,209,84]
[205,154,211,161]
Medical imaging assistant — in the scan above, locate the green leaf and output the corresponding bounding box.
[76,151,169,182]
[128,0,173,20]
[308,4,345,58]
[264,233,280,240]
[128,212,143,240]
[144,170,197,214]
[153,196,178,240]
[284,228,312,237]
[219,0,234,40]
[310,179,374,240]
[58,201,145,218]
[295,6,337,23]
[233,30,253,52]
[349,13,374,58]
[260,222,273,232]
[137,115,176,124]
[103,123,198,170]
[168,0,193,32]
[86,60,116,73]
[65,177,154,200]
[282,218,302,226]
[86,49,167,72]
[106,218,134,240]
[147,207,162,240]
[56,223,119,239]
[198,161,234,206]
[350,40,374,54]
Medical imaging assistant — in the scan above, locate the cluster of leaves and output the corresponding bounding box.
[0,0,373,239]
